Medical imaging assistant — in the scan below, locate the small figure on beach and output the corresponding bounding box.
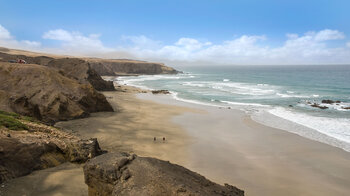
[154,137,156,141]
[163,137,165,142]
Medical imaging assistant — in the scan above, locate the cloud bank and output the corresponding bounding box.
[0,24,41,49]
[1,24,350,65]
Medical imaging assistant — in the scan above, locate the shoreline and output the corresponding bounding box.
[3,82,350,195]
[138,92,350,196]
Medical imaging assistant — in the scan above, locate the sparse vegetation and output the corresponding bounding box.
[0,110,28,130]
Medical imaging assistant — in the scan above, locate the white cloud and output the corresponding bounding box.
[1,24,349,65]
[21,40,41,47]
[119,30,350,65]
[0,24,12,40]
[175,38,211,51]
[42,29,113,54]
[0,24,41,50]
[313,29,345,41]
[43,29,74,41]
[121,35,162,49]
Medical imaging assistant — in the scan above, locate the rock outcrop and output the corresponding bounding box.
[46,58,115,91]
[0,52,115,91]
[87,59,179,76]
[0,114,105,183]
[151,90,171,94]
[0,62,113,124]
[84,152,244,196]
[321,100,341,104]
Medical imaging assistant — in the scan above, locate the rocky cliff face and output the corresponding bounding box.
[84,152,244,196]
[0,63,113,124]
[0,52,115,91]
[0,113,104,183]
[46,58,115,91]
[87,59,179,76]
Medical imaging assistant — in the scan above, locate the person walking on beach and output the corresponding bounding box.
[154,137,156,141]
[163,137,165,142]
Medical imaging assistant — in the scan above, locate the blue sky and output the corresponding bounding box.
[0,0,350,65]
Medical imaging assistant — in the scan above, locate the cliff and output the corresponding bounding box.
[84,152,244,196]
[87,59,179,76]
[46,58,115,91]
[0,52,115,91]
[0,62,113,124]
[0,110,104,183]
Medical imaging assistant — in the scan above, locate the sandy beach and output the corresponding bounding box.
[3,84,350,196]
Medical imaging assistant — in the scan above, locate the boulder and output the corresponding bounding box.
[84,152,244,196]
[310,103,328,109]
[321,100,335,104]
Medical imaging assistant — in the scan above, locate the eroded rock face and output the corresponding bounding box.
[88,59,179,76]
[0,121,105,183]
[84,152,244,196]
[0,137,65,183]
[0,52,115,91]
[0,137,104,183]
[46,58,115,91]
[0,63,113,124]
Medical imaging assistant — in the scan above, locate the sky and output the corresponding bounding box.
[0,0,350,65]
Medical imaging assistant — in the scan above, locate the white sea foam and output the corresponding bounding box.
[183,81,278,96]
[223,79,230,82]
[221,100,269,107]
[170,92,222,107]
[268,107,350,144]
[276,93,310,98]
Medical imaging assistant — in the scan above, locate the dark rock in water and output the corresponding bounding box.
[84,152,244,196]
[342,107,350,110]
[318,106,328,109]
[289,105,293,107]
[321,100,335,104]
[335,100,341,103]
[310,103,328,109]
[151,90,170,94]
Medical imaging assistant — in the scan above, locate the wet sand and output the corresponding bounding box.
[138,93,350,196]
[1,163,87,196]
[3,85,350,196]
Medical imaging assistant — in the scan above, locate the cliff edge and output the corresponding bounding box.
[87,58,179,76]
[84,152,244,196]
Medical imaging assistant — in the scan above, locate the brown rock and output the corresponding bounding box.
[46,58,115,91]
[0,63,113,124]
[321,100,335,104]
[88,59,179,76]
[0,137,66,183]
[151,90,170,94]
[84,152,244,196]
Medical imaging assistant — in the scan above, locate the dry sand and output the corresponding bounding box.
[3,85,350,196]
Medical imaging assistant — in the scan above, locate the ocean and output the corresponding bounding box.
[116,65,350,151]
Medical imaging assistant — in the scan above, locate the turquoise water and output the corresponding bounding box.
[117,65,350,150]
